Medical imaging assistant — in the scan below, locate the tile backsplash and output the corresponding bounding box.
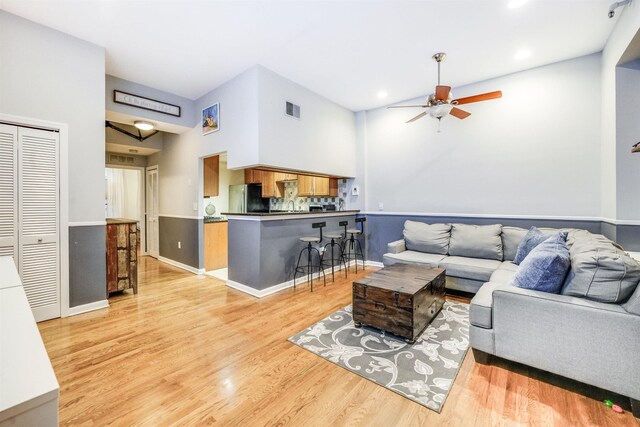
[269,180,347,211]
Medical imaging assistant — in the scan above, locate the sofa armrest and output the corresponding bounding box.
[491,286,640,400]
[387,239,406,254]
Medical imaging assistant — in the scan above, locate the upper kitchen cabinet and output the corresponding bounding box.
[203,155,219,197]
[298,175,330,197]
[244,168,263,184]
[329,178,339,197]
[274,172,298,182]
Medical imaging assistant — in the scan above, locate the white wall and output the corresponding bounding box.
[616,65,640,220]
[601,2,640,220]
[362,54,602,218]
[257,66,357,177]
[0,11,105,222]
[198,67,260,169]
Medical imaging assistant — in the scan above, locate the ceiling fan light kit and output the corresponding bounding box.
[388,52,503,128]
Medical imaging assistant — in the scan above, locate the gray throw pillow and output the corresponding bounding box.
[403,221,451,255]
[514,227,550,265]
[561,238,640,303]
[511,232,571,294]
[501,226,528,261]
[448,223,503,260]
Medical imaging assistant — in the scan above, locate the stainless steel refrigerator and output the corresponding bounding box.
[228,184,270,213]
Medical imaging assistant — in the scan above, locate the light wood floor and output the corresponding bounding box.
[39,257,639,426]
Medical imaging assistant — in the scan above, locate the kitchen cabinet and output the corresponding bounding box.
[298,175,330,196]
[204,221,228,271]
[106,219,138,295]
[203,155,219,197]
[329,178,339,197]
[261,171,286,198]
[244,168,263,184]
[274,172,298,181]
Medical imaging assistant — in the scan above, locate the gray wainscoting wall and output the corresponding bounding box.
[69,225,107,307]
[159,216,200,269]
[363,214,637,263]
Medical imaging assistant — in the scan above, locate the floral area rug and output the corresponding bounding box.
[288,301,469,412]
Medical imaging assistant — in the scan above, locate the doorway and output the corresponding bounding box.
[146,166,159,258]
[105,166,146,254]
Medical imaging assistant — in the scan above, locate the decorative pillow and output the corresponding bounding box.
[403,221,451,255]
[501,226,528,261]
[511,232,571,294]
[514,227,552,265]
[448,223,503,260]
[561,238,640,303]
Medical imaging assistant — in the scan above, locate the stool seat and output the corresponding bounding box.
[300,236,321,243]
[325,232,343,239]
[346,229,361,234]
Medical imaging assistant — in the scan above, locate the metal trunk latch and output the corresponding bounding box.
[394,291,400,307]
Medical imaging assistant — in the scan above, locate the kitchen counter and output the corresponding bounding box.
[106,218,138,224]
[223,210,360,221]
[203,216,228,223]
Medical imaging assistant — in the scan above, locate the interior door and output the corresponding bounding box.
[18,127,60,322]
[146,167,159,258]
[0,124,18,262]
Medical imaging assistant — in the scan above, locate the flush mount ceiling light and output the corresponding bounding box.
[508,0,529,8]
[514,49,532,60]
[134,120,154,131]
[376,90,388,99]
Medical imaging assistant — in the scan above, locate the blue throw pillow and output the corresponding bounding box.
[511,232,571,294]
[514,227,550,265]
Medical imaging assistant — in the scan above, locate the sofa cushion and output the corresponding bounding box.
[490,268,516,284]
[438,256,502,282]
[514,227,554,264]
[470,282,509,329]
[497,260,518,272]
[512,232,571,293]
[382,251,446,268]
[561,238,640,303]
[501,226,528,261]
[403,221,451,255]
[448,223,503,261]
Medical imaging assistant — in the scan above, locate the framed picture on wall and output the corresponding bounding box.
[202,103,220,135]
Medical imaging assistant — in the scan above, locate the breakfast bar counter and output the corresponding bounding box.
[222,210,362,296]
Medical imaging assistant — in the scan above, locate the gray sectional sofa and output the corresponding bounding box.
[383,221,640,414]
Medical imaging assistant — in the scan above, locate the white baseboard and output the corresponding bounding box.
[225,260,382,298]
[158,256,205,275]
[68,299,109,316]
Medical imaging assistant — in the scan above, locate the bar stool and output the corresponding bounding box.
[322,220,348,282]
[343,217,366,273]
[294,222,326,291]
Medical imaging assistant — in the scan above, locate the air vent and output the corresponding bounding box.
[108,153,135,164]
[285,101,300,119]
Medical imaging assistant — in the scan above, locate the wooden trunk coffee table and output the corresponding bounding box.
[352,264,446,343]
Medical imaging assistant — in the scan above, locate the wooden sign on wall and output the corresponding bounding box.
[114,90,181,117]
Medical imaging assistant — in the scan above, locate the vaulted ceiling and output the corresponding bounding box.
[0,0,620,111]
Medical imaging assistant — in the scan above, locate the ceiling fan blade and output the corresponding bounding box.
[453,90,502,105]
[449,107,471,119]
[435,85,451,101]
[406,112,428,123]
[387,105,429,109]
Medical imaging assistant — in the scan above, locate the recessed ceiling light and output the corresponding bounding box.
[508,0,529,8]
[514,49,531,60]
[134,120,154,131]
[376,90,388,99]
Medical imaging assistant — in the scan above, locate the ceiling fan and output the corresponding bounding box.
[388,52,502,126]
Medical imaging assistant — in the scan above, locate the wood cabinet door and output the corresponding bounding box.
[314,177,329,196]
[261,171,275,197]
[285,173,298,181]
[244,168,262,184]
[329,178,339,197]
[203,155,219,197]
[204,222,228,271]
[297,175,314,196]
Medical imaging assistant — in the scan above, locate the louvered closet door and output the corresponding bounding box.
[0,124,18,263]
[18,127,60,322]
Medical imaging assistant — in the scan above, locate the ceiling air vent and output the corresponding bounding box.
[285,101,300,119]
